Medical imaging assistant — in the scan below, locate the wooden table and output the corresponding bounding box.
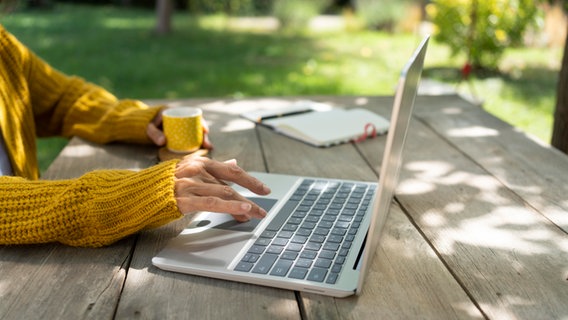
[1,95,567,319]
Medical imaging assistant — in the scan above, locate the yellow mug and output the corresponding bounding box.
[162,107,203,153]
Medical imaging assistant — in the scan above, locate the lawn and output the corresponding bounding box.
[1,4,562,173]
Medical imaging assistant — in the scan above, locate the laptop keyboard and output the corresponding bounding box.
[234,178,376,284]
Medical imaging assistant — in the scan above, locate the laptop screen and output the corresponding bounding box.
[356,36,429,294]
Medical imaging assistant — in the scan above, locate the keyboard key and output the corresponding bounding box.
[281,251,298,260]
[272,238,289,246]
[315,258,332,269]
[260,230,277,238]
[331,263,343,273]
[288,217,303,225]
[331,227,347,236]
[254,238,272,246]
[305,216,320,223]
[278,231,294,239]
[307,268,328,282]
[235,261,254,272]
[328,235,344,243]
[305,242,322,251]
[267,245,284,254]
[282,223,298,232]
[323,242,340,251]
[291,235,308,244]
[288,267,309,279]
[270,259,293,277]
[319,250,336,260]
[248,245,266,254]
[242,253,260,263]
[309,235,325,243]
[295,259,313,268]
[300,250,318,260]
[326,272,339,284]
[287,243,303,252]
[318,221,334,229]
[252,254,278,274]
[301,222,316,229]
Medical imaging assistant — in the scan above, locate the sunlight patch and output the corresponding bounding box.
[60,144,96,158]
[447,126,499,138]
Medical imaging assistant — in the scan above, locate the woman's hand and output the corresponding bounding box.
[174,157,271,222]
[146,108,213,149]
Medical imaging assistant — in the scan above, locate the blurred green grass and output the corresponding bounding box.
[1,4,561,173]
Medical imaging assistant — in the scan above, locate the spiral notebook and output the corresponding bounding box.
[240,100,390,147]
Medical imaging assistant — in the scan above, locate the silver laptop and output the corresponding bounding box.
[153,36,429,298]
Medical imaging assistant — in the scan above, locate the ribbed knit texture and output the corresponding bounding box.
[0,25,183,246]
[0,160,183,247]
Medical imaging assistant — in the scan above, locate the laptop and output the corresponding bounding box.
[152,36,429,298]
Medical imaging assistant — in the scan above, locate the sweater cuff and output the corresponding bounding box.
[65,160,182,247]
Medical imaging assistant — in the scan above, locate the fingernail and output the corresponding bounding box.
[157,135,166,146]
[241,202,252,212]
[262,184,271,194]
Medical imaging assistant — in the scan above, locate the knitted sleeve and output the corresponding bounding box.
[0,160,183,247]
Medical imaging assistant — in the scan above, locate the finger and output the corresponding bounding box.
[153,109,164,126]
[176,195,266,219]
[146,122,166,146]
[204,159,271,196]
[201,118,213,149]
[175,179,267,219]
[202,133,213,150]
[201,117,209,133]
[175,157,219,182]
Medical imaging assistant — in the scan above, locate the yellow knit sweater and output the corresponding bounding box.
[0,25,183,247]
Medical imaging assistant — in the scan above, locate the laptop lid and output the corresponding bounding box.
[355,35,429,294]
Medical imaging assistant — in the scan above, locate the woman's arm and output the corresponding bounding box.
[0,157,271,247]
[0,160,182,247]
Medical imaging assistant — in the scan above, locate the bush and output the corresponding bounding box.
[188,0,252,15]
[427,0,541,70]
[354,0,413,31]
[272,0,330,31]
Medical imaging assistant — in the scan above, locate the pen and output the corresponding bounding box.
[258,109,314,122]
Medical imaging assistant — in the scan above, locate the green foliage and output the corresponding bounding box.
[1,4,559,170]
[272,0,330,31]
[188,0,255,15]
[427,0,541,69]
[354,0,412,31]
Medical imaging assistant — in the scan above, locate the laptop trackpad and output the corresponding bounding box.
[213,197,277,232]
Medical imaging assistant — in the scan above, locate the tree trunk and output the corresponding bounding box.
[551,24,568,154]
[155,0,173,35]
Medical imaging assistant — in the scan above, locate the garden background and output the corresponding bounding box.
[0,0,564,172]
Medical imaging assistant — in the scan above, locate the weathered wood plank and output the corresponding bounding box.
[0,243,133,320]
[301,205,483,319]
[1,138,158,320]
[414,94,568,234]
[355,96,568,319]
